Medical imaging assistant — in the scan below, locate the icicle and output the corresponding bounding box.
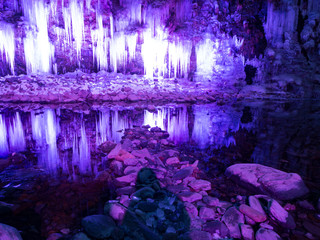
[96,110,110,146]
[0,23,15,74]
[168,39,192,78]
[63,0,85,65]
[110,32,127,73]
[196,37,215,77]
[79,122,91,174]
[111,110,131,143]
[22,0,54,73]
[32,110,59,174]
[9,112,25,152]
[0,114,9,157]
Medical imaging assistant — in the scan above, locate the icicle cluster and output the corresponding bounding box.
[0,23,15,74]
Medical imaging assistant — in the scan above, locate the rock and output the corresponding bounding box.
[225,164,309,200]
[239,204,267,223]
[81,215,116,239]
[199,207,215,220]
[116,186,135,196]
[178,191,202,202]
[166,157,180,165]
[110,160,123,176]
[188,179,211,192]
[255,228,282,240]
[72,232,91,240]
[188,229,211,240]
[115,173,137,186]
[47,233,63,240]
[136,201,158,212]
[121,139,133,152]
[245,215,256,225]
[260,222,273,230]
[99,141,117,153]
[240,224,254,240]
[268,199,296,229]
[107,143,122,159]
[133,187,155,199]
[172,166,194,180]
[123,158,139,166]
[0,223,23,240]
[104,202,127,222]
[202,220,229,237]
[221,207,245,238]
[131,148,153,160]
[298,200,315,210]
[303,220,320,237]
[184,202,198,218]
[203,196,220,207]
[248,196,265,215]
[115,149,135,162]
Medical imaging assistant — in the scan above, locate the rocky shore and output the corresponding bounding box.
[0,70,315,104]
[1,125,320,239]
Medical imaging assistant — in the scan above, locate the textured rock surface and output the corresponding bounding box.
[81,215,116,239]
[0,223,23,240]
[225,163,309,200]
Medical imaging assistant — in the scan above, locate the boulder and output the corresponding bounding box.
[81,215,116,239]
[225,164,309,200]
[0,223,23,240]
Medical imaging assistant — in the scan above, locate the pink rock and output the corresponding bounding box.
[248,196,265,215]
[239,204,267,223]
[184,202,198,218]
[123,158,139,166]
[107,143,122,159]
[199,207,216,220]
[105,202,126,222]
[115,173,137,185]
[131,148,153,160]
[166,157,180,165]
[178,191,202,202]
[189,179,211,191]
[115,149,135,162]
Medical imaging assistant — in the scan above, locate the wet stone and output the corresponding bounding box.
[81,215,116,239]
[240,224,254,240]
[178,191,202,202]
[248,196,265,215]
[203,195,220,207]
[202,220,229,237]
[188,229,211,240]
[104,202,126,222]
[199,207,216,220]
[172,166,194,180]
[268,199,296,229]
[188,179,211,192]
[255,228,282,240]
[222,206,245,238]
[239,204,267,223]
[0,223,23,240]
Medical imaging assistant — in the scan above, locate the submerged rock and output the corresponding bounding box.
[225,163,309,200]
[81,214,116,239]
[0,223,23,240]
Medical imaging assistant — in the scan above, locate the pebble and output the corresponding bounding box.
[239,204,267,223]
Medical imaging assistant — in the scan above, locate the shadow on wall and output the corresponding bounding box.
[112,168,191,239]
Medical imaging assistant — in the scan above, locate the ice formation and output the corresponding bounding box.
[0,114,8,157]
[9,112,26,152]
[0,23,15,74]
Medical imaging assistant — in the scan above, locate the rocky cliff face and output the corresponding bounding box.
[0,0,319,85]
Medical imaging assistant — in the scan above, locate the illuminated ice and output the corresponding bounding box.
[22,0,54,73]
[196,37,215,76]
[9,112,26,152]
[32,110,60,174]
[144,106,189,144]
[79,122,91,174]
[0,23,15,74]
[0,114,9,157]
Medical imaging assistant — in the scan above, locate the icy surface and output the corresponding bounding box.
[0,23,15,74]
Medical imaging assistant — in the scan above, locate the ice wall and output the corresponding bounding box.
[9,112,26,152]
[0,23,15,74]
[0,114,8,157]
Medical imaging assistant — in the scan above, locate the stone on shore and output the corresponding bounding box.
[239,204,267,223]
[225,163,309,200]
[0,223,23,240]
[255,228,282,240]
[221,207,245,238]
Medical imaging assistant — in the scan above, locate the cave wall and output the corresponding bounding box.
[0,0,319,81]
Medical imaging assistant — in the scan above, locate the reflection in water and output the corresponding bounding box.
[144,106,189,144]
[9,112,26,153]
[0,114,8,157]
[1,102,318,184]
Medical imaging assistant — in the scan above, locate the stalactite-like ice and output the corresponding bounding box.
[79,122,91,174]
[9,112,26,152]
[264,1,298,45]
[32,110,60,174]
[144,106,189,144]
[196,37,215,77]
[22,0,54,73]
[0,23,15,74]
[0,114,8,157]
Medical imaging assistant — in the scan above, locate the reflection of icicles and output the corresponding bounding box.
[22,0,54,73]
[79,123,91,174]
[96,109,131,144]
[0,114,9,157]
[144,107,189,144]
[72,121,91,175]
[0,23,15,74]
[191,107,211,149]
[32,110,59,174]
[9,112,25,152]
